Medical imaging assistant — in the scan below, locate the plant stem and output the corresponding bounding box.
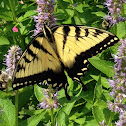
[69,0,83,25]
[15,90,19,126]
[50,107,55,126]
[8,0,16,22]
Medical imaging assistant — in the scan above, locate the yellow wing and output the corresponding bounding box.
[52,25,119,83]
[12,33,68,95]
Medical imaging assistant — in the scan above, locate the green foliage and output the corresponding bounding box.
[0,98,16,126]
[0,0,125,126]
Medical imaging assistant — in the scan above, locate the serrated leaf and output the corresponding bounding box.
[0,36,10,45]
[89,57,114,77]
[0,98,15,126]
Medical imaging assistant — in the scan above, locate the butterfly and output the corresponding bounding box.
[12,25,119,99]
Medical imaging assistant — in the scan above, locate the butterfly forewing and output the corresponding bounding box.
[12,33,67,91]
[53,25,119,81]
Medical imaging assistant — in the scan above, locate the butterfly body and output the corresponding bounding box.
[12,25,119,99]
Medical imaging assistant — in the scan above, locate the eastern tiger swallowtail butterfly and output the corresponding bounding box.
[11,25,119,99]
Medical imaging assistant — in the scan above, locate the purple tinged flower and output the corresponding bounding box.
[109,79,115,87]
[38,88,59,110]
[33,0,56,36]
[108,39,126,125]
[115,112,126,126]
[104,0,126,25]
[4,46,22,78]
[99,120,106,126]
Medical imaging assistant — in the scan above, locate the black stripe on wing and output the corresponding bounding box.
[66,32,119,81]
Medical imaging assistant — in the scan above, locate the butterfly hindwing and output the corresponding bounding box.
[12,33,68,92]
[52,25,119,83]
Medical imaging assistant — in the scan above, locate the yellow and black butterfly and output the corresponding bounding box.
[12,25,119,99]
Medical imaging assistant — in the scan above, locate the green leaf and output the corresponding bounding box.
[93,99,108,124]
[34,84,44,102]
[17,86,34,110]
[57,102,75,126]
[117,22,126,39]
[23,10,36,19]
[18,10,37,22]
[92,76,111,125]
[0,36,10,45]
[19,111,47,126]
[75,3,84,13]
[92,99,112,125]
[92,11,106,17]
[0,90,12,99]
[93,75,105,101]
[0,9,13,21]
[90,75,110,88]
[0,98,16,126]
[89,57,114,77]
[74,117,86,124]
[85,116,98,126]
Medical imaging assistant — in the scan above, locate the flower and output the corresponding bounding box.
[33,0,56,36]
[38,88,59,110]
[99,120,106,126]
[4,45,22,77]
[108,39,126,125]
[115,112,126,126]
[12,26,18,32]
[19,0,24,4]
[104,0,126,25]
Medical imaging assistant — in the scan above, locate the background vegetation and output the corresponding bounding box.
[0,0,126,126]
